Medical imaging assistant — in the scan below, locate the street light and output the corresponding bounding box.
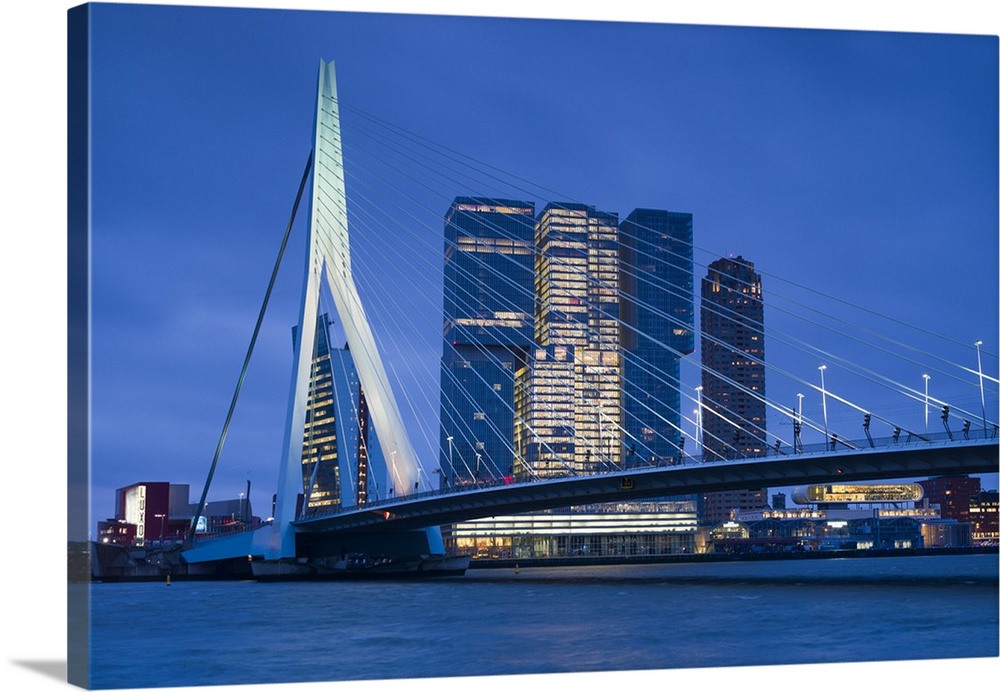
[818,365,829,444]
[975,340,987,435]
[693,408,700,456]
[695,386,704,457]
[923,374,930,434]
[446,435,454,486]
[597,409,604,468]
[153,513,166,542]
[795,393,804,453]
[389,450,397,497]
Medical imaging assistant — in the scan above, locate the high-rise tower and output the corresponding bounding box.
[296,314,341,513]
[294,313,384,514]
[516,203,621,477]
[619,209,695,466]
[699,255,768,524]
[439,197,536,487]
[438,199,699,556]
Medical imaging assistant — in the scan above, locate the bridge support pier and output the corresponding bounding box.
[182,525,465,579]
[296,525,446,562]
[250,526,463,579]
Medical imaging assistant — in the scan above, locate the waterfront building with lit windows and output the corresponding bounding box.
[93,482,263,579]
[439,197,536,486]
[741,506,941,520]
[970,489,999,544]
[699,255,768,525]
[919,521,974,548]
[516,202,622,477]
[619,209,694,466]
[714,481,984,552]
[293,313,385,509]
[99,481,172,546]
[443,501,698,559]
[917,474,982,524]
[96,482,259,547]
[790,483,925,506]
[513,344,577,478]
[712,512,939,553]
[721,506,945,553]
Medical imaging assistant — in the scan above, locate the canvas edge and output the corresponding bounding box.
[68,3,92,689]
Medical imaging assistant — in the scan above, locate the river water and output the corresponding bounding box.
[85,553,998,690]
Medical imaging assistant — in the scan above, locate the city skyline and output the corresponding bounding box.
[71,4,998,534]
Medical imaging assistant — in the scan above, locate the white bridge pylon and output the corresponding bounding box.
[266,60,420,558]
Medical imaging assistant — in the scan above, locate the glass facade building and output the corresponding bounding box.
[439,197,699,553]
[439,197,536,486]
[296,314,341,513]
[517,203,622,478]
[443,501,698,558]
[295,314,384,513]
[513,344,577,477]
[441,201,695,482]
[619,208,694,466]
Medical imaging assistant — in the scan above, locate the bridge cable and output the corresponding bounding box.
[294,101,994,509]
[334,96,997,370]
[186,151,313,544]
[334,112,994,440]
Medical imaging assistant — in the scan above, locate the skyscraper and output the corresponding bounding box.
[439,197,536,486]
[440,198,698,556]
[295,313,384,514]
[296,314,341,514]
[516,203,622,478]
[619,209,695,466]
[699,255,768,524]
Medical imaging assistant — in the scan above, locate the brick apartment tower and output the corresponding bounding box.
[699,256,768,525]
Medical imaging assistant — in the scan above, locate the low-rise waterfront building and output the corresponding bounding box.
[443,501,698,559]
[96,482,261,547]
[921,520,974,548]
[970,489,999,544]
[711,481,982,553]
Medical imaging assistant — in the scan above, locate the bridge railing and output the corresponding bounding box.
[294,425,997,522]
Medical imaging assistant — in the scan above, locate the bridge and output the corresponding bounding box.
[294,434,997,535]
[181,60,998,574]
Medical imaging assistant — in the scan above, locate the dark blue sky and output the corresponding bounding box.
[2,3,998,692]
[79,3,998,527]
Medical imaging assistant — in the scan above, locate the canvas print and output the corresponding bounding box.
[65,2,998,690]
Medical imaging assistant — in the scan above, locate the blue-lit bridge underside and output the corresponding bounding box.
[293,438,998,534]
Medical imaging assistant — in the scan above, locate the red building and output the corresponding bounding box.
[96,482,174,546]
[917,475,981,524]
[96,481,261,546]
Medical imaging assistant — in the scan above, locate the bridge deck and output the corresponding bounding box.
[291,437,998,534]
